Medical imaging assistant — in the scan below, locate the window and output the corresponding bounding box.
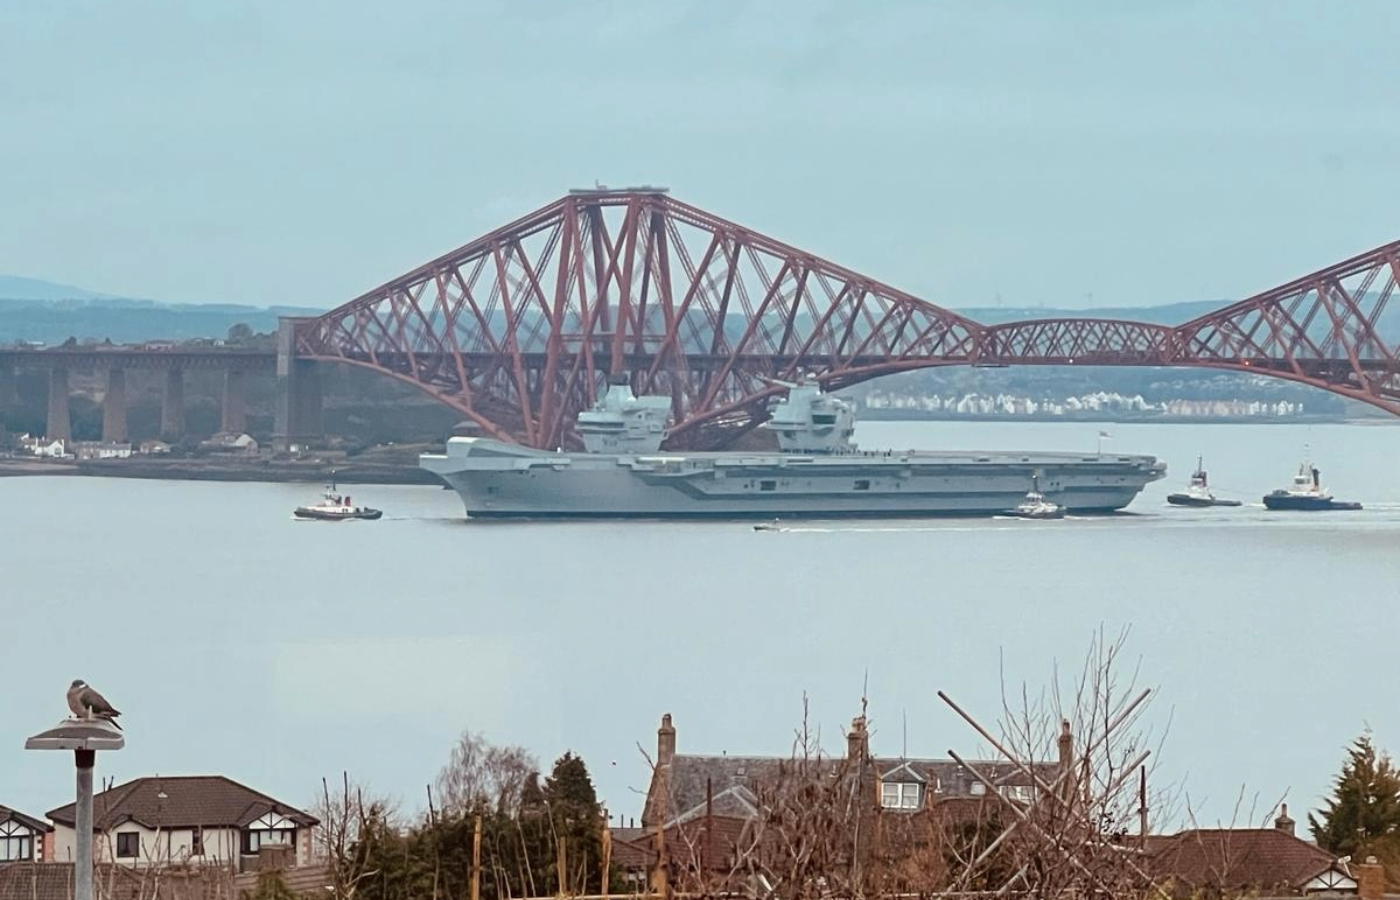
[190,826,204,857]
[854,479,870,491]
[1002,784,1033,803]
[116,832,139,859]
[245,828,295,854]
[759,480,776,492]
[880,782,921,810]
[0,835,31,862]
[970,781,987,796]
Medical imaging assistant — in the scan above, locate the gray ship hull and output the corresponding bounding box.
[422,438,1166,519]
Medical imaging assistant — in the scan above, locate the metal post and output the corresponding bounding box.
[75,749,95,900]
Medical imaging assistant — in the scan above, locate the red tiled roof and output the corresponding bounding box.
[0,863,235,900]
[47,775,316,830]
[1149,828,1343,893]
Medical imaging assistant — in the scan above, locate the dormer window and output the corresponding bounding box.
[0,820,33,862]
[881,782,921,810]
[243,812,297,855]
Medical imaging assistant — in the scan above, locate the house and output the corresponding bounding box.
[0,805,46,863]
[198,433,258,456]
[1147,806,1366,897]
[70,441,132,461]
[14,435,68,458]
[642,713,1050,830]
[635,713,1059,891]
[46,775,318,872]
[138,440,171,455]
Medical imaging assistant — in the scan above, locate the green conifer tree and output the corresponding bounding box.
[1310,732,1400,859]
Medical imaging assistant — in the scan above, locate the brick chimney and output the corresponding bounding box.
[1273,803,1295,836]
[1057,719,1073,771]
[847,715,869,762]
[657,713,676,768]
[1358,856,1384,900]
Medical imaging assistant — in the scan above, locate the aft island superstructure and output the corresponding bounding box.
[421,377,1166,519]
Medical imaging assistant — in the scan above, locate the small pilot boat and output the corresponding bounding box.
[1262,459,1361,511]
[1008,477,1066,520]
[1167,458,1242,507]
[753,519,783,532]
[294,476,383,521]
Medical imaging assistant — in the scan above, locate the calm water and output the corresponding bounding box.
[3,420,1398,828]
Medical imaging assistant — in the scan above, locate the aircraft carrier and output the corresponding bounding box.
[421,377,1166,519]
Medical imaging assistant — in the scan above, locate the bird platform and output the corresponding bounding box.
[25,718,124,751]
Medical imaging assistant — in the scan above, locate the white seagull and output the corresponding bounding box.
[66,680,122,730]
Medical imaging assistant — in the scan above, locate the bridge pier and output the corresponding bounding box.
[0,363,15,411]
[102,368,128,443]
[273,318,323,452]
[161,369,185,440]
[46,367,71,443]
[221,369,247,434]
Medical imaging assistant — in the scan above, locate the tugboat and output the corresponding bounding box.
[1167,458,1243,507]
[1008,476,1066,520]
[293,475,383,521]
[1262,459,1362,511]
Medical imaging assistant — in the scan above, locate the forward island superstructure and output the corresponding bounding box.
[421,376,1166,519]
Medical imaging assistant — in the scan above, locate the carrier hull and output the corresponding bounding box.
[422,439,1166,520]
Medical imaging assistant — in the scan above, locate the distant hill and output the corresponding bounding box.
[0,275,119,302]
[0,276,321,343]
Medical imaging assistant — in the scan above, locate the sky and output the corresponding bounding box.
[2,1,1399,311]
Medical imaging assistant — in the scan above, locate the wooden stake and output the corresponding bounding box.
[471,814,482,900]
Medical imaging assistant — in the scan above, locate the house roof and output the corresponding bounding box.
[0,806,46,833]
[0,863,236,900]
[647,753,1048,826]
[46,775,317,831]
[0,863,75,900]
[1148,828,1346,892]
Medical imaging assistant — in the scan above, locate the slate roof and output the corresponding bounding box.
[0,807,46,833]
[47,776,317,831]
[646,753,1049,825]
[1148,828,1346,893]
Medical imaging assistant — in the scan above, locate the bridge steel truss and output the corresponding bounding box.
[296,190,979,449]
[297,190,1400,449]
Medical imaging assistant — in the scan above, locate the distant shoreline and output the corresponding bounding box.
[2,415,1394,485]
[858,411,1386,425]
[0,458,441,485]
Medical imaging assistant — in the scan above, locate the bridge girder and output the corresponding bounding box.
[296,190,1400,447]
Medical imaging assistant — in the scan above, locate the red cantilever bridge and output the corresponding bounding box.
[289,188,1400,450]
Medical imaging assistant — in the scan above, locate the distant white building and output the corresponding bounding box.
[70,441,132,461]
[14,434,68,458]
[199,432,259,456]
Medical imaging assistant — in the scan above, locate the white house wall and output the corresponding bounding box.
[50,824,241,867]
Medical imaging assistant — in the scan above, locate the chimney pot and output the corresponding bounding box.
[847,715,869,762]
[657,713,676,768]
[1274,803,1295,836]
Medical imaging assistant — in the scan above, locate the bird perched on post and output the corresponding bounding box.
[66,680,122,730]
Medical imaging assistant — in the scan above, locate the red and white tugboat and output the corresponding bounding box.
[294,475,383,521]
